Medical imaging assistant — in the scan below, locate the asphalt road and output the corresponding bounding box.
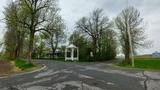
[0,60,146,90]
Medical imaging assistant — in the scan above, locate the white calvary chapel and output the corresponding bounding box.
[65,44,79,61]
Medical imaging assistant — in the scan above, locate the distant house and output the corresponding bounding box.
[152,51,160,58]
[46,48,65,59]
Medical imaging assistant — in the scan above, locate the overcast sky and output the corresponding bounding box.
[0,0,160,55]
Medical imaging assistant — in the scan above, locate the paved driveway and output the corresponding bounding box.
[0,60,160,90]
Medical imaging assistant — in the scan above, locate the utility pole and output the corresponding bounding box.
[126,0,135,67]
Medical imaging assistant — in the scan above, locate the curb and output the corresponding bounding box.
[0,64,46,79]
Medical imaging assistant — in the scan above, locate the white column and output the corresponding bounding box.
[77,48,79,60]
[71,48,74,61]
[65,48,67,61]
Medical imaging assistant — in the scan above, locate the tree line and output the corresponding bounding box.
[3,0,65,63]
[3,0,148,64]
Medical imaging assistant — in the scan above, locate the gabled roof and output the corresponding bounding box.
[66,44,77,48]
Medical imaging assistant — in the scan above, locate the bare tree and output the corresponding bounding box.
[76,9,113,60]
[45,14,65,59]
[115,7,147,64]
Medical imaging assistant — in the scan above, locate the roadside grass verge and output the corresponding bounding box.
[0,59,37,76]
[118,58,160,70]
[15,59,36,70]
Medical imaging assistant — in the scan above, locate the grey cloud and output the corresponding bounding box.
[59,0,160,54]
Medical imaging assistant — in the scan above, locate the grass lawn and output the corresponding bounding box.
[15,59,36,70]
[118,58,160,70]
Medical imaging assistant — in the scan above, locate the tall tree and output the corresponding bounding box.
[4,1,25,59]
[45,14,65,59]
[18,0,56,63]
[76,9,115,60]
[100,29,117,60]
[115,7,147,64]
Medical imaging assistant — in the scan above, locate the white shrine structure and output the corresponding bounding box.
[65,44,79,61]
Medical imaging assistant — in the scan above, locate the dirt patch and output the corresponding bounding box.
[0,61,21,76]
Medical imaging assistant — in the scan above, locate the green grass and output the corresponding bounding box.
[118,58,160,70]
[15,59,36,70]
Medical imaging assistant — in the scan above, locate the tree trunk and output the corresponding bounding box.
[124,41,131,64]
[52,49,55,59]
[15,32,22,59]
[50,36,56,59]
[28,32,34,64]
[92,37,97,61]
[15,45,19,59]
[124,51,131,64]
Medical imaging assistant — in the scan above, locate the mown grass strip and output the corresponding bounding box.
[15,59,36,70]
[118,58,160,70]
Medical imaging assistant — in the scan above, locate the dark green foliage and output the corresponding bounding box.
[96,29,117,61]
[69,31,91,61]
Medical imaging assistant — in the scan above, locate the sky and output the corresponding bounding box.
[0,0,160,55]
